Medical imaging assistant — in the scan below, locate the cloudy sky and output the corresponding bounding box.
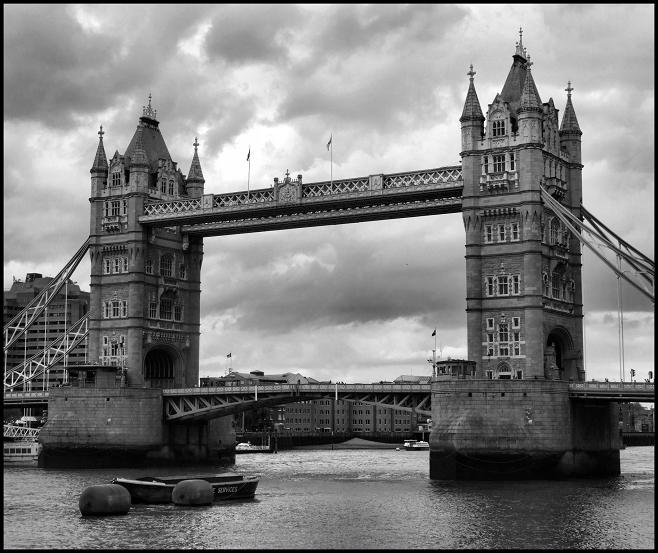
[3,4,654,383]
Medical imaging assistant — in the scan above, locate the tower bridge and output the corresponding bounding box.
[4,31,654,476]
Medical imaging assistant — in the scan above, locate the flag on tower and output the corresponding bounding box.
[432,329,436,337]
[326,134,332,151]
[247,148,250,162]
[226,353,232,358]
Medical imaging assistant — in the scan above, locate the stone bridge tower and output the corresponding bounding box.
[460,32,584,382]
[429,33,620,480]
[88,98,204,388]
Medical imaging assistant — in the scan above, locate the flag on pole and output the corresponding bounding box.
[247,148,250,162]
[432,329,436,337]
[226,353,232,358]
[326,134,332,151]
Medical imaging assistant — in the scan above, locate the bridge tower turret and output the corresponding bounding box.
[87,96,204,388]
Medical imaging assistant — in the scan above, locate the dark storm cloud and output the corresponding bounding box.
[199,216,465,332]
[4,4,211,128]
[204,4,303,64]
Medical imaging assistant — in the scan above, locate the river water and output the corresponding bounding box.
[3,446,654,549]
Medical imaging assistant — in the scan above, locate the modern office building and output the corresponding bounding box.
[4,273,90,390]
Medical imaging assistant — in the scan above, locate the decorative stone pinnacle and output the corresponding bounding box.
[142,92,157,119]
[515,26,525,57]
[98,125,104,140]
[526,54,533,70]
[467,64,476,80]
[565,81,573,96]
[193,137,199,151]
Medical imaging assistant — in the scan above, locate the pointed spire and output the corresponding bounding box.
[460,64,485,122]
[187,136,205,183]
[91,125,108,172]
[514,27,527,61]
[560,81,582,134]
[518,55,542,113]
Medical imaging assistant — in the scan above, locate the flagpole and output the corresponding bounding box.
[247,146,251,202]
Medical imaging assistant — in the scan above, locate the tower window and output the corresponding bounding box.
[149,301,157,319]
[482,156,489,174]
[145,258,153,274]
[160,298,172,320]
[509,152,515,171]
[485,225,493,243]
[160,255,173,277]
[486,276,495,296]
[111,172,121,187]
[104,259,112,274]
[498,275,509,296]
[493,154,505,172]
[111,201,120,216]
[511,222,519,241]
[552,273,562,299]
[178,264,186,279]
[168,180,174,195]
[492,120,506,137]
[498,224,506,242]
[512,275,520,295]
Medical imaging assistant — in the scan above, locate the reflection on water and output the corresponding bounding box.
[3,446,654,549]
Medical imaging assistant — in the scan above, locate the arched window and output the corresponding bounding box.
[168,180,174,195]
[160,255,173,277]
[552,273,562,299]
[550,219,561,245]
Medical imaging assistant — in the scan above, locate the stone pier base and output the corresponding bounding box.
[38,387,235,468]
[429,379,621,480]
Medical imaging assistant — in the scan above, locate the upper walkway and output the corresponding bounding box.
[138,166,463,236]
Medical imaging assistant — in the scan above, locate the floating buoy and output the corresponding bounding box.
[172,479,213,506]
[79,484,131,516]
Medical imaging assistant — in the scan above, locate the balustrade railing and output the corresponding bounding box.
[143,166,463,217]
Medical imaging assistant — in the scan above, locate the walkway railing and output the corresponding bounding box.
[3,424,40,439]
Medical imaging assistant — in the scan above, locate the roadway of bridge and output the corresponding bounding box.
[4,382,654,422]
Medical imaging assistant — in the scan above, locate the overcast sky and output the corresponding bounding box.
[3,4,654,383]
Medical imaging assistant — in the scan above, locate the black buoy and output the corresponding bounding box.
[172,479,213,506]
[79,484,131,516]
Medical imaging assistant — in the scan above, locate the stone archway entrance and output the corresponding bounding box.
[143,347,176,388]
[545,328,575,380]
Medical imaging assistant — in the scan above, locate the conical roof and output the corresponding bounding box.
[518,60,542,113]
[91,126,108,172]
[460,65,484,122]
[124,96,171,171]
[187,138,205,183]
[560,82,582,134]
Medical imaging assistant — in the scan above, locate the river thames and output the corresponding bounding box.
[3,446,654,549]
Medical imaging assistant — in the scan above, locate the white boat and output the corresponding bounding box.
[235,441,271,453]
[403,439,429,451]
[4,440,40,464]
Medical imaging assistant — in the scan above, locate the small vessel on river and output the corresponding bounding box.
[112,472,260,504]
[235,441,271,453]
[403,439,430,451]
[3,440,40,464]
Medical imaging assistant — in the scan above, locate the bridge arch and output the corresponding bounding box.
[143,345,179,388]
[545,326,576,380]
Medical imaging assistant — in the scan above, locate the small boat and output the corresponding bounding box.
[112,472,259,504]
[3,440,40,464]
[235,441,271,453]
[403,439,430,451]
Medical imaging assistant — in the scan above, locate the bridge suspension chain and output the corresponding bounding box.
[3,237,91,353]
[4,313,89,392]
[540,188,654,303]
